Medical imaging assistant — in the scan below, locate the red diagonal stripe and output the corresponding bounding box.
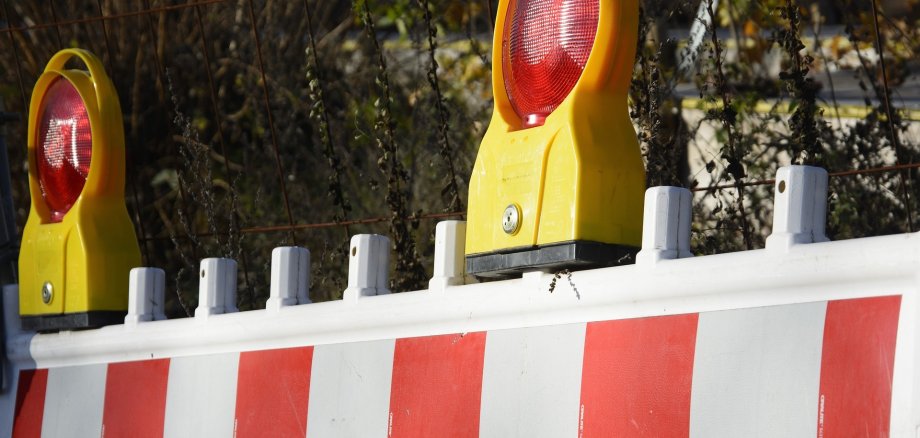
[389,332,487,438]
[12,369,48,438]
[235,346,313,437]
[102,359,170,438]
[579,314,698,437]
[818,296,901,438]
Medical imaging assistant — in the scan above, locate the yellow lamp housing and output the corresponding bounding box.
[19,49,141,331]
[465,0,644,277]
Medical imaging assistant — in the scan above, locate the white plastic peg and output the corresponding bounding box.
[266,247,311,311]
[343,234,390,302]
[195,258,238,319]
[125,268,166,326]
[636,186,693,265]
[429,221,467,291]
[766,165,828,250]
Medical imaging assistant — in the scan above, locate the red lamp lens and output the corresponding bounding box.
[36,77,92,222]
[503,0,599,128]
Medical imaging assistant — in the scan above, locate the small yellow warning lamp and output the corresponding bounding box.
[465,0,644,277]
[19,49,140,331]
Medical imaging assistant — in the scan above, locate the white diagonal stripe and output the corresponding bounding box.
[42,364,106,438]
[690,302,827,437]
[163,353,240,438]
[307,340,395,438]
[479,323,586,438]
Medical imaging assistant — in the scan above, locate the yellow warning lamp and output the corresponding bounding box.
[19,49,140,331]
[465,0,644,277]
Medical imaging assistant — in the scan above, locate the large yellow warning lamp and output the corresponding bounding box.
[19,49,140,331]
[465,0,644,277]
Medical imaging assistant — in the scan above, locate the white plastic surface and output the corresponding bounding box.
[429,220,468,290]
[343,234,390,301]
[125,267,166,326]
[480,323,586,436]
[164,353,239,437]
[1,231,920,435]
[0,232,913,367]
[636,186,693,265]
[307,340,395,437]
[266,246,311,311]
[766,165,829,250]
[194,258,238,319]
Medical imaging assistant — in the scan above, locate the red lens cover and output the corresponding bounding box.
[36,77,92,222]
[503,0,599,128]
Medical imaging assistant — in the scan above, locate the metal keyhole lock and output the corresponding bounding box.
[502,204,522,235]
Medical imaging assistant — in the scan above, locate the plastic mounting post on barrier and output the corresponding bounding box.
[429,221,469,291]
[636,187,693,265]
[125,268,166,327]
[19,48,141,331]
[343,234,390,301]
[195,258,238,320]
[266,246,311,311]
[765,165,829,250]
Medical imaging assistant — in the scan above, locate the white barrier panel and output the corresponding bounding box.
[2,168,919,437]
[2,234,917,437]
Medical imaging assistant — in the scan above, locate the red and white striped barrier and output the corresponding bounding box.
[3,166,920,437]
[9,296,903,437]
